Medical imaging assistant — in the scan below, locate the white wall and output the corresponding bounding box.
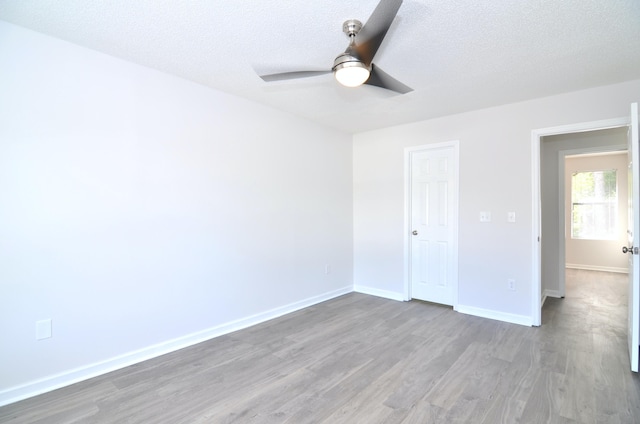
[0,21,353,404]
[353,79,640,324]
[565,152,628,272]
[541,128,628,296]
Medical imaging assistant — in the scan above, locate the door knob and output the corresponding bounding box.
[412,230,418,236]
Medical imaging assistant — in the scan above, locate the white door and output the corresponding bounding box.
[627,102,639,372]
[409,144,458,305]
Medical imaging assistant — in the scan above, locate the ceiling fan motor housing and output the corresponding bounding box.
[332,52,368,71]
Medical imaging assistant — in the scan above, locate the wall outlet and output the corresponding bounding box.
[508,279,516,291]
[36,319,52,340]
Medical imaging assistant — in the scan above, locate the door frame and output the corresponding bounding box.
[403,141,460,308]
[531,117,630,326]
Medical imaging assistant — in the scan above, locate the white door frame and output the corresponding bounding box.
[404,141,460,308]
[531,117,630,326]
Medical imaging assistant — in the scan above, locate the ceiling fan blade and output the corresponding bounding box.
[259,70,331,82]
[364,64,412,94]
[353,0,403,65]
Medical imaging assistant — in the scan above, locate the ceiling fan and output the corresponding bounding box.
[258,0,412,94]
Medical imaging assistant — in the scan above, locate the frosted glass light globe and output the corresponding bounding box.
[334,62,370,87]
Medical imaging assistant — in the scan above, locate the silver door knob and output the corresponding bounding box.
[412,230,418,236]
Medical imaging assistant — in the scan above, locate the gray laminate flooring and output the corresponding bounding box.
[2,269,640,423]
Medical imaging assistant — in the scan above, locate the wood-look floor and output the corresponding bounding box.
[2,269,640,423]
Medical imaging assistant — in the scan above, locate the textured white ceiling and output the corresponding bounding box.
[1,0,639,133]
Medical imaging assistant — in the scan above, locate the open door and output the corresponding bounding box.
[627,102,639,372]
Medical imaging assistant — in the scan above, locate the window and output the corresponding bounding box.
[571,170,617,240]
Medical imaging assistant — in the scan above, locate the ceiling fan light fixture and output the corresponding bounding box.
[333,61,370,88]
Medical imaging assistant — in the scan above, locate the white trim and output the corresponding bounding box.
[565,263,629,274]
[403,146,412,301]
[532,132,542,326]
[541,289,563,307]
[543,289,563,300]
[0,285,353,407]
[404,141,460,308]
[354,285,405,301]
[531,116,629,327]
[558,150,567,297]
[456,304,532,327]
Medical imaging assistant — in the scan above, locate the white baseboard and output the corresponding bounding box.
[353,285,405,301]
[456,304,532,327]
[565,263,628,274]
[544,289,562,298]
[0,285,353,407]
[541,289,562,307]
[542,289,562,306]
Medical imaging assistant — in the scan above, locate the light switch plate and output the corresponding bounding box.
[480,211,491,222]
[508,211,516,223]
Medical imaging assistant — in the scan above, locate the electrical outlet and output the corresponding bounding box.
[508,279,516,291]
[36,319,52,340]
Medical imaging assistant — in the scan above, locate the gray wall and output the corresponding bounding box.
[0,21,354,403]
[353,79,640,325]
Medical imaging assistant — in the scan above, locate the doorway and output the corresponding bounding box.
[533,106,640,372]
[531,117,629,326]
[544,130,628,300]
